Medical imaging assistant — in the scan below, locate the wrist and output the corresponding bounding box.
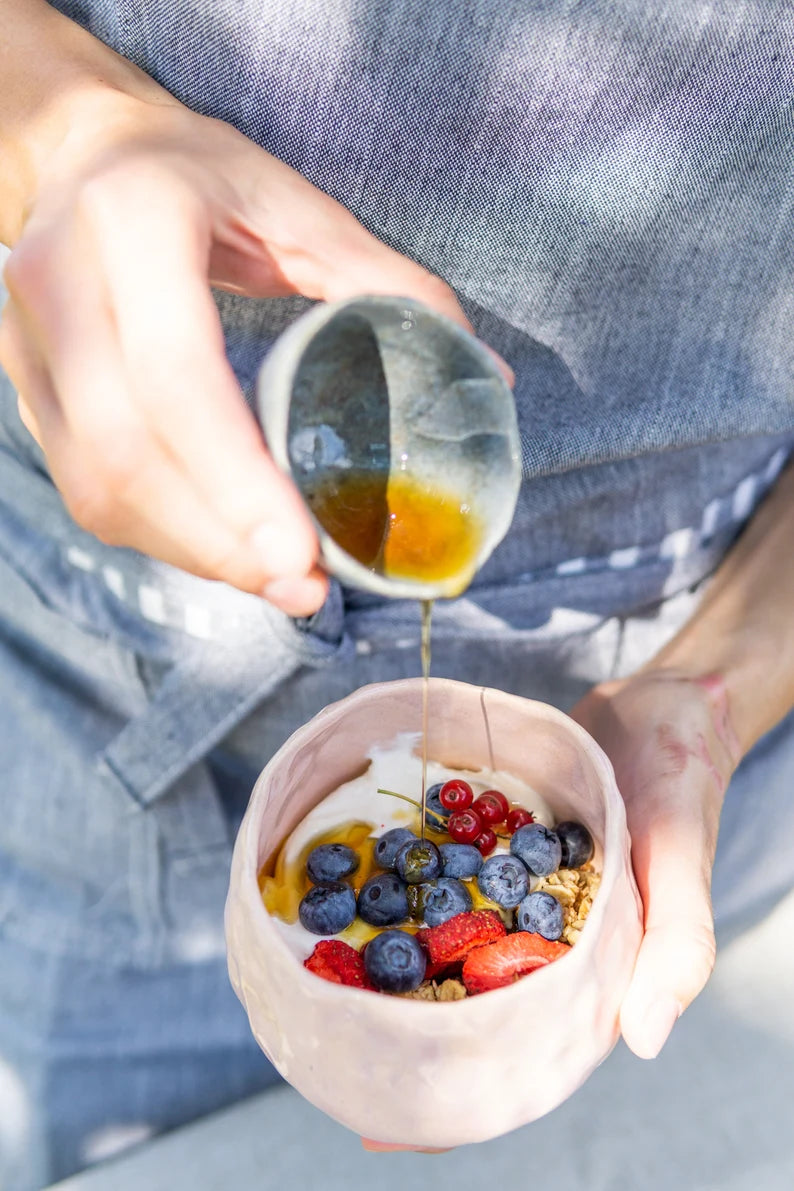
[639,465,794,759]
[646,628,793,761]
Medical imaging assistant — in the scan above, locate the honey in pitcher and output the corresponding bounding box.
[305,469,484,590]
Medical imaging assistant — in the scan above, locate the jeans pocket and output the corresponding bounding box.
[0,544,237,965]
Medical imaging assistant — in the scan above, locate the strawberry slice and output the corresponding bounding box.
[304,939,374,990]
[424,959,463,982]
[462,932,570,994]
[416,909,506,966]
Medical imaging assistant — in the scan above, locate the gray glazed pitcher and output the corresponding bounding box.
[257,295,521,599]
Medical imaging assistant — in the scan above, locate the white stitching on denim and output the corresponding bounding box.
[551,449,788,579]
[608,545,641,569]
[184,604,212,640]
[66,546,96,572]
[659,526,696,560]
[62,447,790,636]
[101,566,125,599]
[138,584,167,625]
[556,556,587,575]
[732,474,758,521]
[701,498,721,538]
[764,447,787,483]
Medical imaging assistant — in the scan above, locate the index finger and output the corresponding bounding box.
[92,175,323,583]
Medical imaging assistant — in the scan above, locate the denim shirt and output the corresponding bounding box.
[2,0,794,805]
[46,0,794,457]
[5,12,794,1186]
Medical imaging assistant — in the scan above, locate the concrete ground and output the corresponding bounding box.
[50,888,794,1191]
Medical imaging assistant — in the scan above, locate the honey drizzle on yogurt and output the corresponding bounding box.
[261,810,507,933]
[420,598,432,840]
[260,733,557,936]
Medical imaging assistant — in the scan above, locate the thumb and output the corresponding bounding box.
[620,803,717,1060]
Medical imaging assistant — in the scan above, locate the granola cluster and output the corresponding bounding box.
[397,866,600,999]
[400,978,468,1001]
[535,865,601,946]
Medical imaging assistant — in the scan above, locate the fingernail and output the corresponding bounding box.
[262,576,326,617]
[361,1139,450,1154]
[639,996,682,1060]
[250,523,307,576]
[481,344,515,387]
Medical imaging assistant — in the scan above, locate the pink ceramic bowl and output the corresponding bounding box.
[225,678,642,1147]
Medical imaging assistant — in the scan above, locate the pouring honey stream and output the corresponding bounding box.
[306,468,484,838]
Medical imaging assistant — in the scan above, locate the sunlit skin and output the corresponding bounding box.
[2,0,794,1159]
[0,1,511,619]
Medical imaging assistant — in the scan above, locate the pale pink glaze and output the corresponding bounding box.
[225,678,643,1147]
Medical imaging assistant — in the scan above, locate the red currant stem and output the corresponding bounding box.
[376,787,423,811]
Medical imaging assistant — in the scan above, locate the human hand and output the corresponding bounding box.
[0,78,495,616]
[359,669,742,1152]
[570,669,742,1059]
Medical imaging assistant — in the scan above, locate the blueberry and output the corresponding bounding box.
[357,873,410,926]
[477,854,529,908]
[395,839,442,884]
[374,828,417,870]
[298,881,357,935]
[420,877,472,926]
[364,929,427,993]
[510,823,562,877]
[517,890,565,940]
[555,821,594,869]
[439,843,483,879]
[306,843,359,883]
[424,782,450,831]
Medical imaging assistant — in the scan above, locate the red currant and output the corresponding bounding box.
[506,807,535,833]
[447,808,483,844]
[474,827,497,856]
[472,790,510,825]
[439,779,474,811]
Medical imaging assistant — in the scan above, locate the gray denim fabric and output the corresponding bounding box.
[2,2,794,1187]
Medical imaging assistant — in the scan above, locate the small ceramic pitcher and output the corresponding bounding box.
[257,296,522,599]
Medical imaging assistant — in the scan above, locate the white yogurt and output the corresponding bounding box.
[268,732,552,961]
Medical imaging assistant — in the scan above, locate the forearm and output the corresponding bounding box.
[0,0,172,245]
[648,461,794,756]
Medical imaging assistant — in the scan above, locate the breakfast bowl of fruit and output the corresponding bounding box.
[225,677,642,1148]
